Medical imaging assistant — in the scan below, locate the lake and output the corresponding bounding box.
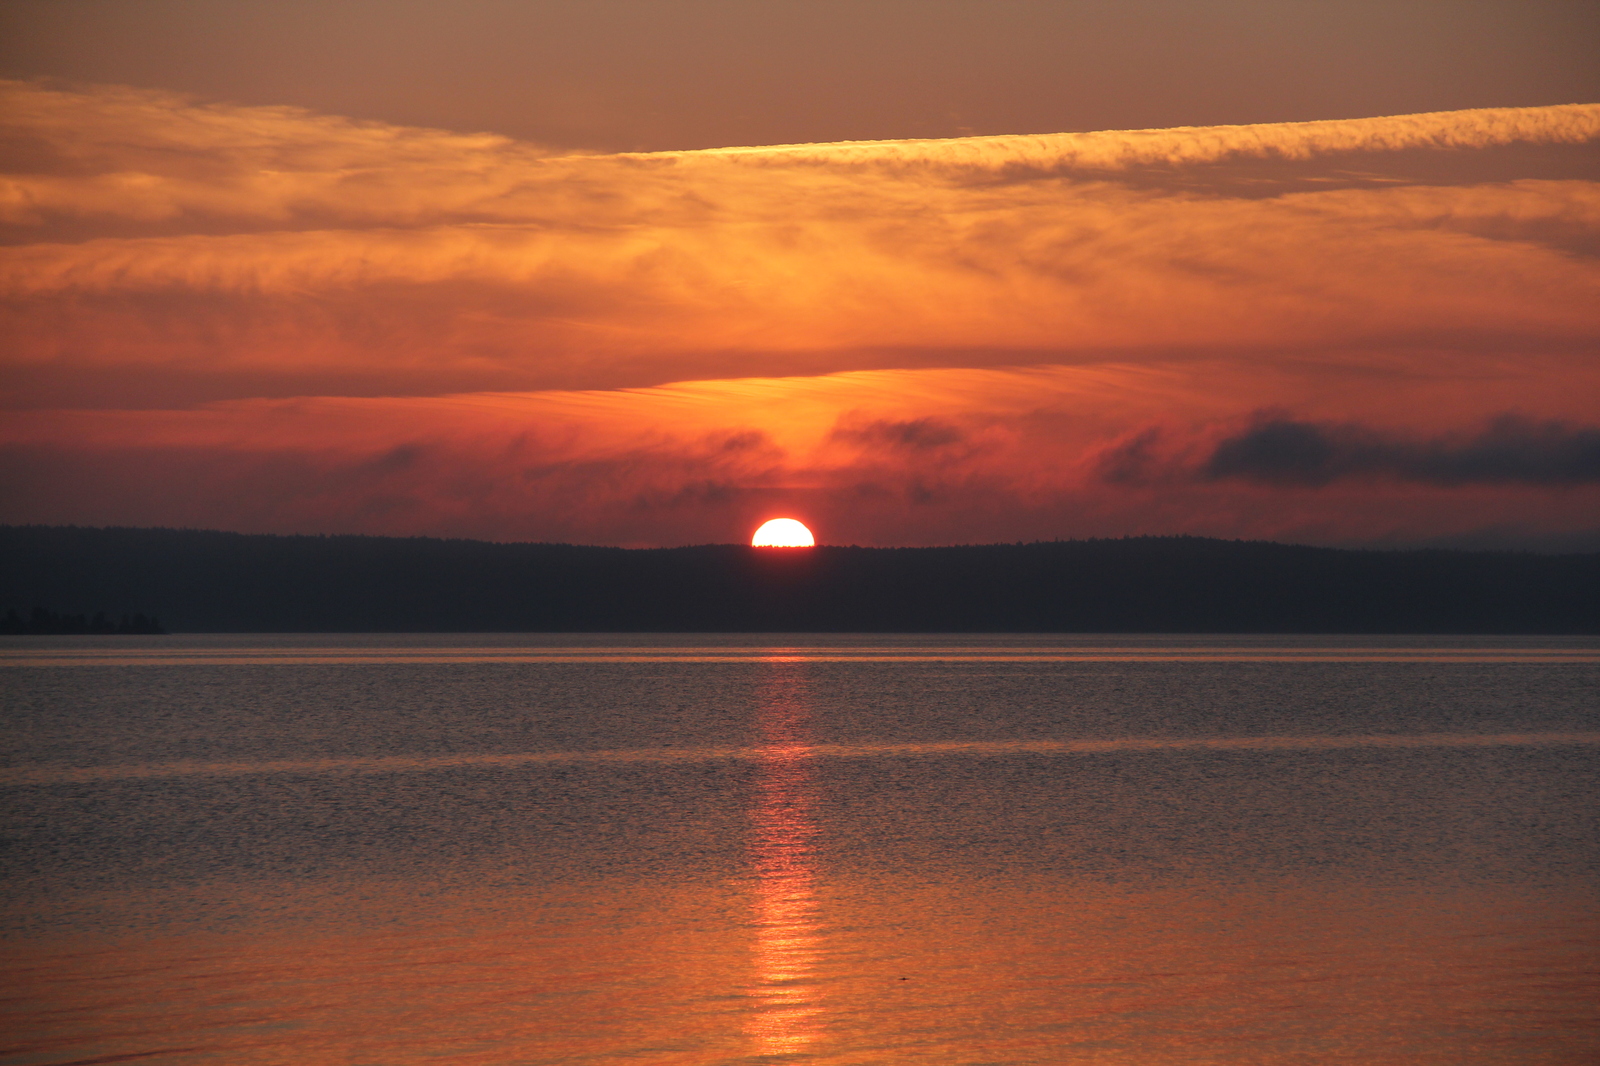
[2,634,1597,1064]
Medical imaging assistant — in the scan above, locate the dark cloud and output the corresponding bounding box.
[1203,414,1600,487]
[718,430,770,452]
[1094,427,1170,486]
[831,417,965,451]
[363,443,425,474]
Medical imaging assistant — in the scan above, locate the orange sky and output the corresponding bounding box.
[4,1,1597,151]
[1,74,1597,547]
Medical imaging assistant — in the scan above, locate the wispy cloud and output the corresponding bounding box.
[4,81,1597,405]
[2,81,1596,546]
[684,103,1600,171]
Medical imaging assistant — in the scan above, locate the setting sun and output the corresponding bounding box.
[752,518,815,547]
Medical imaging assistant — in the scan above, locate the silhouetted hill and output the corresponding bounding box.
[1,525,1595,633]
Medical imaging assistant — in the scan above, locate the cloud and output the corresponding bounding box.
[0,79,558,229]
[1205,414,1600,487]
[1097,413,1600,488]
[1,82,1596,547]
[6,80,1592,231]
[830,417,966,451]
[4,172,1597,404]
[3,367,1597,548]
[3,80,1597,411]
[684,103,1600,172]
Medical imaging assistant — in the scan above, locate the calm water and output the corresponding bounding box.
[2,634,1597,1065]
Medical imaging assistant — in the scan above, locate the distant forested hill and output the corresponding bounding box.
[1,525,1595,633]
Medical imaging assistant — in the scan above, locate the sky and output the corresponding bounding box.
[1,0,1598,549]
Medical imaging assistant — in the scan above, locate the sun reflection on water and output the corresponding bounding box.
[747,660,824,1057]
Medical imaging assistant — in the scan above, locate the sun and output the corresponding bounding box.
[751,518,815,547]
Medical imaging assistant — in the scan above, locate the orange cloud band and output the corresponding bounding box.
[3,363,1596,547]
[2,81,1595,547]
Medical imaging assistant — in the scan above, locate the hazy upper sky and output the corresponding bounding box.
[3,0,1597,151]
[1,2,1597,549]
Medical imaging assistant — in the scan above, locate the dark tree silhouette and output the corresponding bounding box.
[1,605,164,635]
[1,525,1594,634]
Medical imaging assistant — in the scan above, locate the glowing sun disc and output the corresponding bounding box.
[752,518,815,547]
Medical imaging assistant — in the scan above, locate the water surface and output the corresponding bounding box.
[3,634,1597,1064]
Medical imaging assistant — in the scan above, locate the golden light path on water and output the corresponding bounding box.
[746,660,824,1056]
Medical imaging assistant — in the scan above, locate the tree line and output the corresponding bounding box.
[1,525,1596,633]
[1,606,165,635]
